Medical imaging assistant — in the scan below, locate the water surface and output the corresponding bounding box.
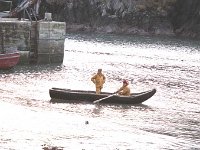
[0,33,200,150]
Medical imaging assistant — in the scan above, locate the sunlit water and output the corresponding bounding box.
[0,33,200,150]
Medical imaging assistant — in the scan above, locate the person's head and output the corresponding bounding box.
[123,79,129,85]
[97,69,102,74]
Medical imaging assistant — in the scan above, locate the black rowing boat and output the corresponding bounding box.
[49,88,156,104]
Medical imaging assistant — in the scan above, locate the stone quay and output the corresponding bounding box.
[0,18,66,64]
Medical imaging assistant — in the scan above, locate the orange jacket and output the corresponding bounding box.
[91,73,106,88]
[117,85,131,96]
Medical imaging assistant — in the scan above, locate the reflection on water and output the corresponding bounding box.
[0,33,200,149]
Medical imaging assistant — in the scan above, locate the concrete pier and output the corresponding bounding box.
[0,18,65,64]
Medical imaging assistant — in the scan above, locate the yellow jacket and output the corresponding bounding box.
[91,73,106,88]
[117,85,131,96]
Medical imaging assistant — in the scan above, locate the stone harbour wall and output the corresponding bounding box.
[37,21,65,64]
[0,18,65,64]
[0,18,31,64]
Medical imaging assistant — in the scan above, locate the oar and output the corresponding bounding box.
[93,94,115,104]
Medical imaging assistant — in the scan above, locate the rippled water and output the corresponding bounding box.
[0,33,200,150]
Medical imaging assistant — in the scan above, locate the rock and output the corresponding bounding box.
[20,0,200,38]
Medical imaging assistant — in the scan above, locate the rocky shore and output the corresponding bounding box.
[2,0,200,39]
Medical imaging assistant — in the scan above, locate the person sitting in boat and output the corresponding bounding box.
[115,79,131,96]
[91,69,106,94]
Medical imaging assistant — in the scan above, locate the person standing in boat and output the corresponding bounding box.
[91,69,106,94]
[115,79,131,96]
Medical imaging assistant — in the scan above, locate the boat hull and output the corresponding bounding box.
[49,88,156,104]
[0,52,20,69]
